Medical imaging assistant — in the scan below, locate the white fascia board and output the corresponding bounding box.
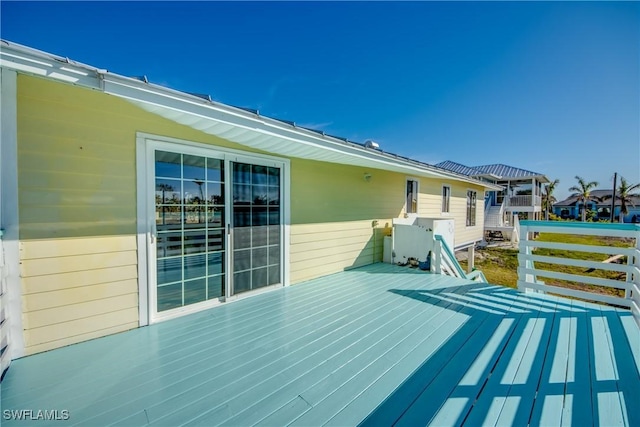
[103,75,444,174]
[0,44,102,89]
[103,75,498,189]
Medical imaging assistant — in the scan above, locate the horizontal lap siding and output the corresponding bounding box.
[290,221,389,283]
[417,180,445,218]
[289,159,401,283]
[17,74,264,240]
[288,162,488,283]
[453,186,484,247]
[20,236,139,355]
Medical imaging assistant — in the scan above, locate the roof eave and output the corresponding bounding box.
[0,39,498,190]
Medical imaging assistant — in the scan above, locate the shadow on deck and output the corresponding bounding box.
[364,285,639,426]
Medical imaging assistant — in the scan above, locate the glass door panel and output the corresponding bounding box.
[232,162,281,295]
[155,150,226,312]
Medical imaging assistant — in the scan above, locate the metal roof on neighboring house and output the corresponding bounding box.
[436,161,548,181]
[473,164,545,180]
[433,161,480,176]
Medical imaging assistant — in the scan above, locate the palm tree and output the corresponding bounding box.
[568,176,599,221]
[602,177,640,223]
[542,179,560,220]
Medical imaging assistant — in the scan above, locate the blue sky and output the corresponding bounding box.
[2,1,638,200]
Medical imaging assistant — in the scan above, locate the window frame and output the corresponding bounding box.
[466,189,477,227]
[441,185,451,214]
[405,178,420,215]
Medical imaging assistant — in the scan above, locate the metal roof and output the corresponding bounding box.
[434,161,480,176]
[0,39,504,190]
[473,164,546,180]
[436,161,548,182]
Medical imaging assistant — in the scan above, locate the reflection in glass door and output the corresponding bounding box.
[232,163,281,294]
[154,151,226,312]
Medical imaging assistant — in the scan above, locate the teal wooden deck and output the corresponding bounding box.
[2,263,639,426]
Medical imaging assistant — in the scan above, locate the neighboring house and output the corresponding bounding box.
[0,40,500,359]
[553,190,640,222]
[436,161,550,240]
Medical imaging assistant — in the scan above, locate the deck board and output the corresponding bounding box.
[428,293,551,427]
[589,303,626,426]
[528,300,573,427]
[565,299,595,426]
[597,304,639,427]
[229,285,468,426]
[2,263,638,427]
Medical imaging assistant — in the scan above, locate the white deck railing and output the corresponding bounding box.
[518,221,640,328]
[507,195,542,207]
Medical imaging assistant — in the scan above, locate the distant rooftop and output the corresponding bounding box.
[555,189,640,207]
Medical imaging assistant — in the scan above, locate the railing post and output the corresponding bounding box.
[631,230,640,300]
[434,240,442,274]
[518,224,532,292]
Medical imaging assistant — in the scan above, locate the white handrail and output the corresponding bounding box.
[434,235,487,282]
[518,221,640,329]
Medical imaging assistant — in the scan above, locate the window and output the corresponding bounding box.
[442,185,451,213]
[406,179,418,214]
[466,190,477,226]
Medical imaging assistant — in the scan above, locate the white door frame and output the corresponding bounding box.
[135,132,291,325]
[1,68,25,359]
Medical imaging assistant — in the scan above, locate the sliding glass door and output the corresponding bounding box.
[149,143,284,319]
[154,151,226,312]
[232,163,281,294]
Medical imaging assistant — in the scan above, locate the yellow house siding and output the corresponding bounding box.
[16,74,265,240]
[416,179,446,217]
[449,185,485,247]
[20,235,138,355]
[288,159,400,283]
[290,220,389,283]
[289,159,404,224]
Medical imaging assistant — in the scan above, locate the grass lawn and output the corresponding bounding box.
[459,247,519,289]
[459,233,633,298]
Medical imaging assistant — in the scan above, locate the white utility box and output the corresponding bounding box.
[390,217,455,264]
[422,218,455,250]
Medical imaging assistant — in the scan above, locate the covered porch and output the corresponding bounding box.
[2,263,639,426]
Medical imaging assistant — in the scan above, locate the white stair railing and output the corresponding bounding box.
[434,235,487,283]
